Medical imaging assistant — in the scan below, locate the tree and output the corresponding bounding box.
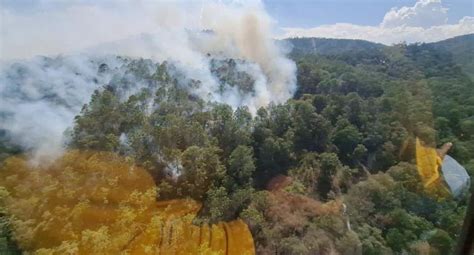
[72,89,123,151]
[228,145,255,187]
[355,224,392,255]
[332,120,362,163]
[179,146,225,200]
[289,153,321,194]
[257,136,294,179]
[317,153,343,199]
[428,229,454,254]
[292,100,331,152]
[352,144,368,164]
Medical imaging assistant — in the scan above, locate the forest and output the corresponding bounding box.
[0,34,473,254]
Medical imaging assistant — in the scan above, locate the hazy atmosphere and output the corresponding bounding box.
[0,1,472,254]
[1,0,473,60]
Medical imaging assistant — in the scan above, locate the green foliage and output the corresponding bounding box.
[65,37,472,254]
[335,231,362,255]
[203,186,232,222]
[386,209,433,251]
[292,100,331,152]
[0,187,21,255]
[332,121,362,162]
[280,236,310,255]
[288,153,320,194]
[427,229,454,255]
[345,162,467,254]
[228,145,255,186]
[356,224,392,255]
[72,89,124,151]
[283,180,307,195]
[180,146,225,200]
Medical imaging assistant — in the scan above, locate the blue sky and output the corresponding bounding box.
[264,0,473,27]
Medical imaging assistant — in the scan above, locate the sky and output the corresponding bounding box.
[0,0,473,60]
[264,0,473,28]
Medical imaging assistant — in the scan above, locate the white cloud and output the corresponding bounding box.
[282,16,474,45]
[381,0,448,28]
[281,0,474,45]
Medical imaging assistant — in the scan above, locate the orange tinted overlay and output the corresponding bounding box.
[415,138,450,198]
[415,138,442,188]
[0,150,254,254]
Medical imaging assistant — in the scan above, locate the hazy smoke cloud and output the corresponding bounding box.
[0,1,296,161]
[86,2,296,111]
[198,2,296,108]
[0,55,122,162]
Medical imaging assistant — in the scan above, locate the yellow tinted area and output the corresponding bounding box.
[415,138,441,188]
[415,138,450,198]
[0,150,254,255]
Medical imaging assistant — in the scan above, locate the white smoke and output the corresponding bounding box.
[198,2,296,104]
[0,55,122,162]
[85,1,296,111]
[0,0,296,160]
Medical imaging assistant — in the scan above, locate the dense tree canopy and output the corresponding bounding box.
[1,35,473,254]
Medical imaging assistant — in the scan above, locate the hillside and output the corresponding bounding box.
[286,35,474,79]
[0,34,473,254]
[286,37,386,57]
[428,34,474,79]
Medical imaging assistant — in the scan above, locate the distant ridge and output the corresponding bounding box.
[284,34,473,78]
[427,34,474,78]
[284,37,385,56]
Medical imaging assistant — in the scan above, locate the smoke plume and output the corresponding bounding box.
[0,1,296,160]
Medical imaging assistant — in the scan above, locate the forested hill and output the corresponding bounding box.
[427,34,474,79]
[1,34,473,254]
[286,34,473,68]
[288,34,474,168]
[285,37,386,57]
